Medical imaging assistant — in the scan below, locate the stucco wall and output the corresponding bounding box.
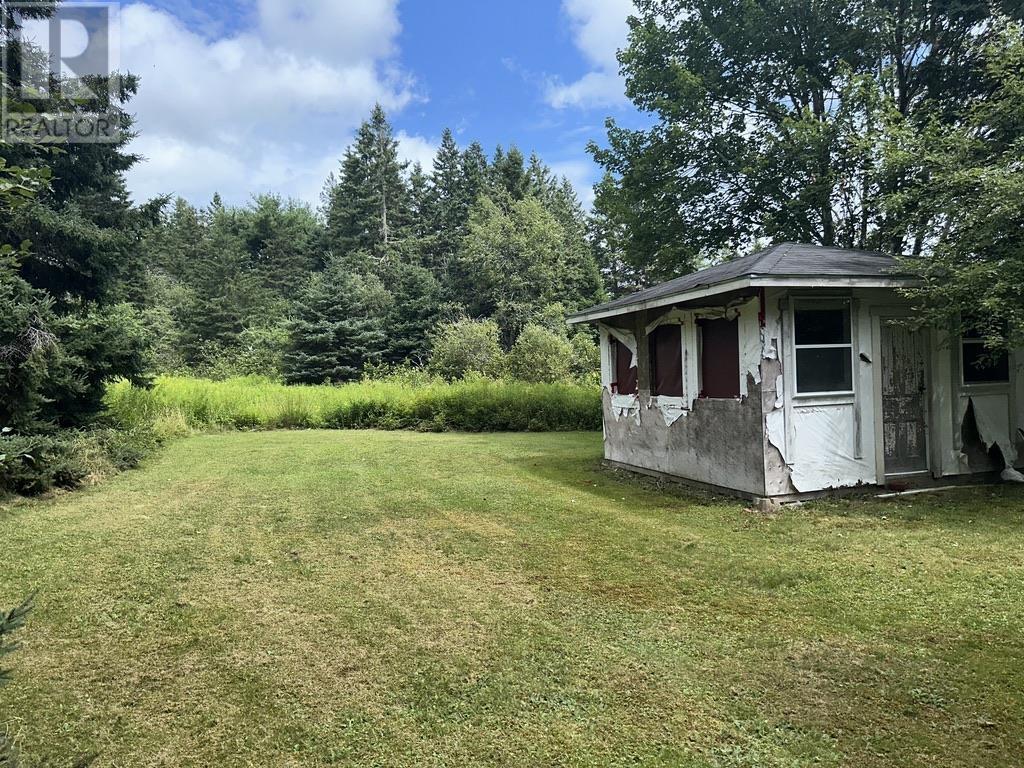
[603,385,767,497]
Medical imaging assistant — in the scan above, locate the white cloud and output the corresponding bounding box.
[115,2,415,206]
[257,0,400,67]
[545,0,636,109]
[550,158,599,209]
[396,131,439,171]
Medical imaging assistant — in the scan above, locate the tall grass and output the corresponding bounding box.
[106,376,603,435]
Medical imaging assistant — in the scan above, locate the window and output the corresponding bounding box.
[611,338,637,394]
[698,318,740,398]
[793,304,853,394]
[649,324,684,397]
[961,330,1010,384]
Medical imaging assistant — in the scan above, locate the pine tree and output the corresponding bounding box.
[407,162,432,240]
[527,152,553,198]
[178,205,267,361]
[430,129,464,230]
[282,259,388,383]
[324,105,410,261]
[238,195,319,299]
[380,261,443,365]
[490,145,529,201]
[460,142,489,210]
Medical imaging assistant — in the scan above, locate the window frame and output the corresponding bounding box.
[791,299,856,397]
[609,336,638,395]
[959,331,1011,387]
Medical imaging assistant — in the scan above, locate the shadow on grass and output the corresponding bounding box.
[804,485,1024,528]
[507,451,741,511]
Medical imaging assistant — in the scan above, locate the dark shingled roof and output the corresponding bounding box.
[570,242,906,320]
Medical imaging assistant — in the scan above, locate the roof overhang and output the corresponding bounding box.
[567,275,915,324]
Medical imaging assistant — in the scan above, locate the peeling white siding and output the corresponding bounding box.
[597,286,1022,499]
[964,394,1017,465]
[788,405,874,492]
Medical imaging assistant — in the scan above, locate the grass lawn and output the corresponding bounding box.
[1,431,1023,767]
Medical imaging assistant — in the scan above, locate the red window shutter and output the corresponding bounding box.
[699,318,741,398]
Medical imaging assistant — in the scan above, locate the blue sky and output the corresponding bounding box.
[91,0,645,208]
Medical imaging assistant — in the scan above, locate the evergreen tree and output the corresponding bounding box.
[380,261,443,365]
[282,259,389,383]
[460,142,489,210]
[237,194,320,299]
[0,15,154,428]
[324,105,409,261]
[177,204,268,361]
[407,162,432,240]
[0,160,57,431]
[526,152,553,198]
[424,128,466,272]
[490,145,529,201]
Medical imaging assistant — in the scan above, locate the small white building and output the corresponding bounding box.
[568,242,1024,501]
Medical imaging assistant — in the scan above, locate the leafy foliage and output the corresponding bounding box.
[1,15,155,432]
[427,319,506,381]
[133,106,600,386]
[591,0,1023,282]
[505,324,575,384]
[891,22,1024,350]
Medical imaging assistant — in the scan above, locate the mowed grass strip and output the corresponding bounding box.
[1,431,1023,767]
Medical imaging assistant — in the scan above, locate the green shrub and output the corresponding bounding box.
[569,333,601,384]
[190,325,289,381]
[505,324,574,383]
[428,319,506,380]
[0,426,160,498]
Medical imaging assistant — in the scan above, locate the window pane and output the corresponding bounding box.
[795,308,851,345]
[649,325,684,396]
[796,347,853,392]
[962,343,1010,384]
[699,318,740,398]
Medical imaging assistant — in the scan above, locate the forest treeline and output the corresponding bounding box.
[4,0,1024,501]
[142,107,605,385]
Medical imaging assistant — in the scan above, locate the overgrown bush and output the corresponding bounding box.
[505,324,574,383]
[569,333,601,384]
[0,426,161,498]
[190,325,289,381]
[105,376,602,434]
[428,319,506,380]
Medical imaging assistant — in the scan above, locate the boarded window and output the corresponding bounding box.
[612,338,637,394]
[794,305,853,394]
[649,324,684,396]
[699,318,740,398]
[962,330,1010,384]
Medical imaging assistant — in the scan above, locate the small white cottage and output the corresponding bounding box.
[568,242,1024,501]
